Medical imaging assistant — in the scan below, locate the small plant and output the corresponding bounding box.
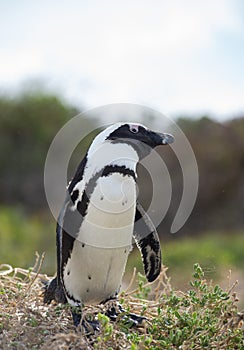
[135,272,152,299]
[97,313,113,341]
[94,314,114,349]
[111,263,244,349]
[27,316,39,327]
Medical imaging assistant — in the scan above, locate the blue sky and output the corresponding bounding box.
[0,0,244,120]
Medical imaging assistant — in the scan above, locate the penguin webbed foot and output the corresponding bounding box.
[82,319,100,334]
[106,303,147,327]
[72,302,146,333]
[71,308,100,334]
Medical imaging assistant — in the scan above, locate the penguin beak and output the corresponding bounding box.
[159,133,174,145]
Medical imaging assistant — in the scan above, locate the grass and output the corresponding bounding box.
[1,205,243,279]
[0,255,243,349]
[127,232,244,307]
[0,206,55,273]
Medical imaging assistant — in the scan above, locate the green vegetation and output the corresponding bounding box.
[0,206,55,272]
[128,232,244,298]
[1,206,243,307]
[164,233,244,287]
[0,263,243,349]
[0,90,244,234]
[1,206,243,287]
[0,91,98,210]
[114,264,243,349]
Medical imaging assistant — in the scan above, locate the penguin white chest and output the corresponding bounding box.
[92,173,136,216]
[77,173,137,248]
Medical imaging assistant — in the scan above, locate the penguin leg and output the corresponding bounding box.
[71,307,82,327]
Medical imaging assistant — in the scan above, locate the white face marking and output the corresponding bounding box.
[88,122,147,158]
[81,122,149,189]
[87,122,125,157]
[73,142,139,199]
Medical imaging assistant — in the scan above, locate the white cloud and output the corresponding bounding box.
[0,0,243,118]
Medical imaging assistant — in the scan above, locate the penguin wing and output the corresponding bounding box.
[57,153,89,279]
[44,154,89,304]
[133,201,162,282]
[57,189,85,277]
[49,193,76,302]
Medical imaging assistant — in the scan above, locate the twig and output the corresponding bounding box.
[25,252,45,295]
[0,264,13,276]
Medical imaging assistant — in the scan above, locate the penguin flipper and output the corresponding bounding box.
[51,184,87,308]
[133,201,162,282]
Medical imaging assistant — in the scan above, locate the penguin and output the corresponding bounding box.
[44,122,174,330]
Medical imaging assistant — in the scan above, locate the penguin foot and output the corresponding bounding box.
[81,319,100,334]
[106,304,147,327]
[71,309,100,334]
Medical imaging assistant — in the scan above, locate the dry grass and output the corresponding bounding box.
[0,254,168,350]
[0,254,243,350]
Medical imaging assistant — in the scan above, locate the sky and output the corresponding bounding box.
[0,0,244,120]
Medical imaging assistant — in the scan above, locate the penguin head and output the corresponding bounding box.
[105,122,174,159]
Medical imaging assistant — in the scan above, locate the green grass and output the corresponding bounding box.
[164,232,244,267]
[128,231,244,289]
[1,205,243,294]
[0,206,55,273]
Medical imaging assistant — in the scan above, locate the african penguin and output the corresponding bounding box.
[44,122,174,330]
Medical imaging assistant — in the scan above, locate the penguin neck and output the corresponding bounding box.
[86,141,139,176]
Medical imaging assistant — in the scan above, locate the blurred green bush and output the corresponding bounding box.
[129,231,244,273]
[0,206,55,273]
[0,89,243,295]
[0,91,98,210]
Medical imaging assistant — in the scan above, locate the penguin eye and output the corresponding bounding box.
[129,125,139,133]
